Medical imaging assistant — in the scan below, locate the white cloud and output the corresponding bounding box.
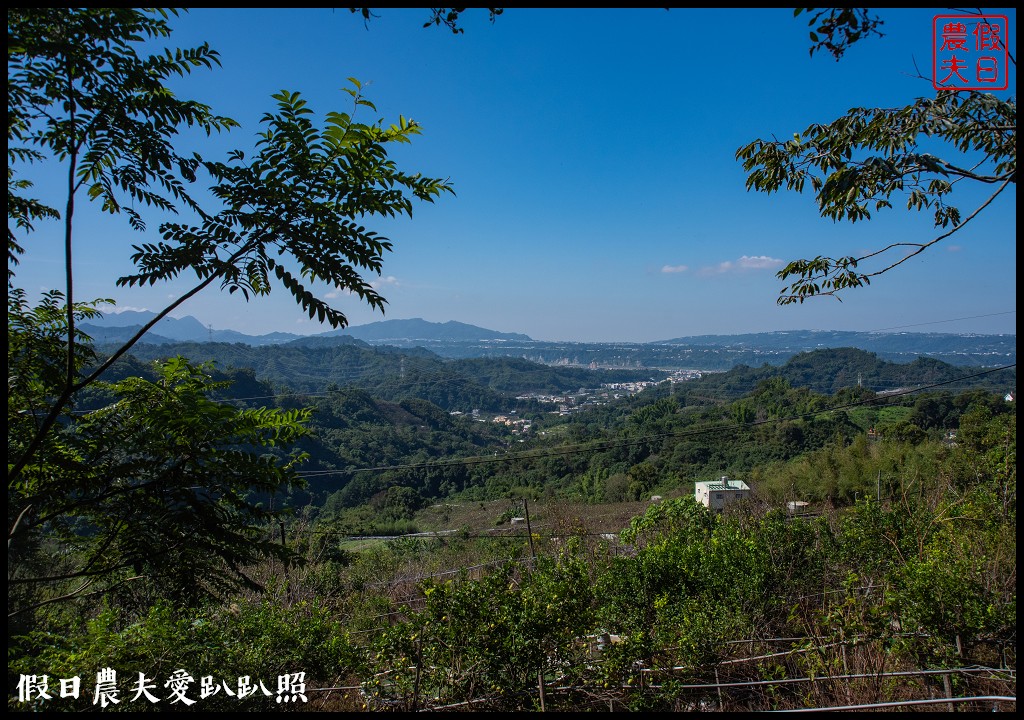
[661,264,689,274]
[371,275,400,290]
[325,285,361,299]
[701,255,783,275]
[947,245,962,252]
[737,255,784,270]
[701,260,734,275]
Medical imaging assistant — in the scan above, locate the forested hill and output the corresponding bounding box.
[85,343,1014,510]
[682,347,1015,399]
[101,341,664,412]
[98,343,1014,414]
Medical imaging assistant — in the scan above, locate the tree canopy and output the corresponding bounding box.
[736,8,1015,304]
[7,8,453,610]
[8,7,453,475]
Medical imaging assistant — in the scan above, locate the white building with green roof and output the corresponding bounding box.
[695,476,751,511]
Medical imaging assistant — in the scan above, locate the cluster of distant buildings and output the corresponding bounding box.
[513,379,671,416]
[455,369,707,423]
[491,414,531,433]
[448,409,533,434]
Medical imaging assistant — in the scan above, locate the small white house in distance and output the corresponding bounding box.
[695,476,751,511]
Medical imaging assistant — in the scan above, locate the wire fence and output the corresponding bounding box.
[303,658,1016,712]
[293,603,1018,711]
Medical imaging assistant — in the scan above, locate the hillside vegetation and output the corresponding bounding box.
[9,7,1014,712]
[11,343,1015,711]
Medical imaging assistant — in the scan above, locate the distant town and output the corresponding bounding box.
[452,369,708,427]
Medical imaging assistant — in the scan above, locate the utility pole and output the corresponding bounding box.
[523,500,545,712]
[524,499,536,564]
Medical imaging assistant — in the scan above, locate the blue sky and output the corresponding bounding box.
[13,8,1017,342]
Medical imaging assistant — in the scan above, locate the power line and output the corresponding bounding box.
[868,310,1015,333]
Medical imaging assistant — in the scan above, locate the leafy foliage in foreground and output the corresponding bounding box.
[738,10,1015,303]
[9,358,311,612]
[9,392,1015,711]
[7,7,454,530]
[10,598,365,712]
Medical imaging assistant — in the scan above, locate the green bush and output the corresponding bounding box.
[10,599,366,712]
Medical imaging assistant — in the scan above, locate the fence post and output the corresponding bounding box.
[941,673,955,713]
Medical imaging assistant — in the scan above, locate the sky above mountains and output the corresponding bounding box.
[13,8,1017,342]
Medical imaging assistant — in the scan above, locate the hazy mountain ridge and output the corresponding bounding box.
[656,329,1016,352]
[318,317,533,343]
[80,314,532,346]
[81,312,1016,368]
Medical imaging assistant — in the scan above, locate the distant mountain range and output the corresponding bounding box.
[318,318,533,343]
[79,312,1016,368]
[654,329,1015,355]
[76,311,303,345]
[79,314,532,346]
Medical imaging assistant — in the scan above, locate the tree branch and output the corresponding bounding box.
[777,175,1014,303]
[856,175,1014,280]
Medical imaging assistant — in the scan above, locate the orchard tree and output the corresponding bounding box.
[736,8,1015,303]
[7,8,453,607]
